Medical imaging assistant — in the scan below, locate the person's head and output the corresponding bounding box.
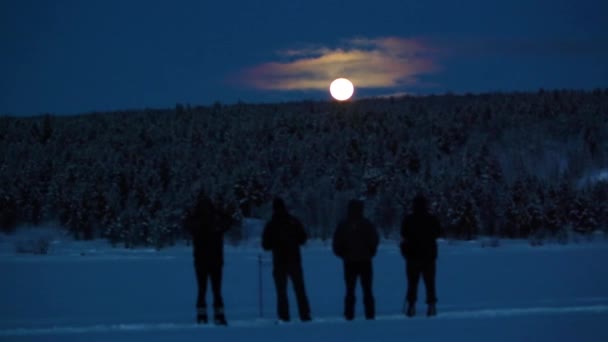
[412,194,428,214]
[195,190,214,214]
[272,197,288,216]
[346,199,364,219]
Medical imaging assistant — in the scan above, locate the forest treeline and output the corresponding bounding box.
[1,89,607,248]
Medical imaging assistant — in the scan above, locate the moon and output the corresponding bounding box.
[329,78,354,101]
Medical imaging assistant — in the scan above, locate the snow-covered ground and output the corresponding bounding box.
[1,229,608,341]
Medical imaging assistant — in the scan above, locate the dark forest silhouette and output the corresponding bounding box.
[0,90,607,248]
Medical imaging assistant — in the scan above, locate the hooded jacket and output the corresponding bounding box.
[185,194,229,266]
[262,198,307,268]
[400,195,441,260]
[332,200,379,262]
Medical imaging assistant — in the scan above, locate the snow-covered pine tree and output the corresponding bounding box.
[1,90,607,246]
[446,179,479,240]
[0,192,18,233]
[502,180,528,238]
[543,186,563,237]
[233,171,270,218]
[569,194,598,234]
[372,191,400,239]
[589,182,608,233]
[526,191,545,246]
[472,143,505,237]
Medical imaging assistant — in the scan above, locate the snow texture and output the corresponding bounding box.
[1,231,607,341]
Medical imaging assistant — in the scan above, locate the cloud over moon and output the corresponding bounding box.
[240,37,438,91]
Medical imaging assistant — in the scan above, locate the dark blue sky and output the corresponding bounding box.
[1,0,607,115]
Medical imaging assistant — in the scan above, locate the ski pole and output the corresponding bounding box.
[258,253,263,318]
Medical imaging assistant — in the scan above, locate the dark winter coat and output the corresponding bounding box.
[185,196,229,267]
[400,196,441,261]
[332,200,379,262]
[262,198,307,269]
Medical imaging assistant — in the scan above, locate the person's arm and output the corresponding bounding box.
[219,212,232,234]
[400,215,410,241]
[332,223,345,258]
[432,216,441,240]
[399,215,410,258]
[183,209,194,236]
[294,217,308,245]
[369,221,380,257]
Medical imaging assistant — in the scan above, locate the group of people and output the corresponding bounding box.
[185,192,441,326]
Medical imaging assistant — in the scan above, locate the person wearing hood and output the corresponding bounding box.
[400,194,441,317]
[262,197,312,322]
[332,199,379,320]
[184,191,229,325]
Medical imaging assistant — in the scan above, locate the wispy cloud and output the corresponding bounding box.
[239,37,438,91]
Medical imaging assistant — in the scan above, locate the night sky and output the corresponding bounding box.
[1,0,607,116]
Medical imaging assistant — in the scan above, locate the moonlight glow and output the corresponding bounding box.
[329,78,354,101]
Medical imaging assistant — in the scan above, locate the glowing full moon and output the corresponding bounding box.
[329,78,354,101]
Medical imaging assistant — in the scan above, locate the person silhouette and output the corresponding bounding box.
[185,191,229,325]
[400,194,441,317]
[262,197,312,322]
[332,199,379,320]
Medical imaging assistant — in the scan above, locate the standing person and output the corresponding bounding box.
[400,194,441,317]
[262,197,312,322]
[332,199,379,321]
[185,191,229,325]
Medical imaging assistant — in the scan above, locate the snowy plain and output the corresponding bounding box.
[1,225,608,342]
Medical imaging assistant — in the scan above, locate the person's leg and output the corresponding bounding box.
[422,261,437,316]
[210,264,227,324]
[406,259,421,317]
[360,260,375,320]
[343,262,358,320]
[194,259,209,323]
[273,267,290,321]
[289,264,312,321]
